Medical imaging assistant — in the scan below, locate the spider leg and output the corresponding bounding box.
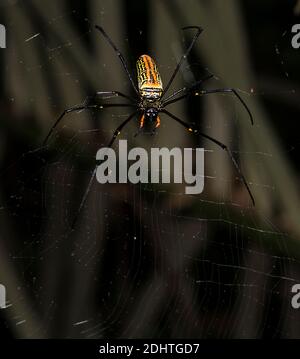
[107,110,140,147]
[95,25,139,96]
[161,26,203,98]
[133,114,145,138]
[155,116,161,128]
[161,109,255,205]
[162,74,214,104]
[70,166,97,230]
[164,87,253,125]
[94,91,137,103]
[43,103,135,146]
[70,110,139,229]
[200,88,253,125]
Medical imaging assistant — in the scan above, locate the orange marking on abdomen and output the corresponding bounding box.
[143,55,151,84]
[145,55,157,84]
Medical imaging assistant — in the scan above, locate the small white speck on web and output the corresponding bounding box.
[25,33,40,43]
[73,320,89,326]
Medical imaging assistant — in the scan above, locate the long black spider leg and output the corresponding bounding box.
[161,26,203,99]
[70,110,139,229]
[202,88,253,125]
[42,103,136,146]
[70,166,97,231]
[82,90,137,116]
[161,109,255,205]
[94,90,137,103]
[164,87,253,125]
[107,110,140,147]
[95,25,139,96]
[162,74,214,104]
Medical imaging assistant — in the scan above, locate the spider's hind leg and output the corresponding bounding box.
[71,110,139,229]
[155,116,161,128]
[134,114,145,137]
[140,114,145,129]
[161,109,255,205]
[150,116,161,135]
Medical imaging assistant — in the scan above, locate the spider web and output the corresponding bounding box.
[0,1,299,339]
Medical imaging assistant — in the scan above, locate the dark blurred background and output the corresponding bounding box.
[0,0,300,338]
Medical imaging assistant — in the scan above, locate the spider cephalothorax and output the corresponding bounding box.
[43,25,255,229]
[139,107,161,134]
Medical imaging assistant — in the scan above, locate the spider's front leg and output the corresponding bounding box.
[163,85,253,125]
[43,101,136,146]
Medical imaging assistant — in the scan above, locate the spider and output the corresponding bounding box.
[43,25,255,229]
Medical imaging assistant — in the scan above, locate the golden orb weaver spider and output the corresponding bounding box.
[43,25,255,229]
